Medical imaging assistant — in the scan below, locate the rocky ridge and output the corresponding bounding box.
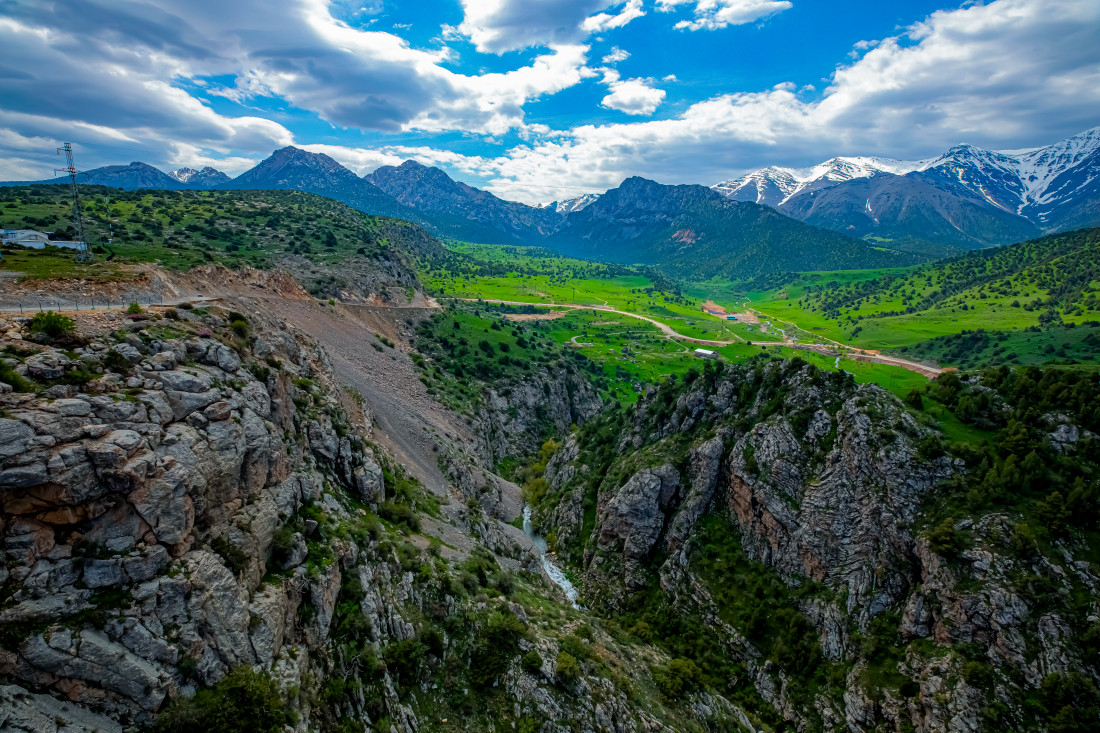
[534,358,1099,731]
[0,304,750,732]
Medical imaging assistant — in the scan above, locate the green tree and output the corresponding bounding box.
[927,519,965,558]
[555,651,580,684]
[28,310,75,338]
[154,666,290,733]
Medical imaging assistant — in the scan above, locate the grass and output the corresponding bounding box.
[425,242,768,343]
[0,184,432,277]
[734,230,1100,358]
[422,243,941,402]
[0,245,135,281]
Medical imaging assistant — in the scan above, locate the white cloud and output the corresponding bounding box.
[457,0,642,53]
[599,71,667,115]
[0,0,596,175]
[481,0,1100,202]
[658,0,792,31]
[302,143,499,177]
[582,0,645,33]
[602,46,630,64]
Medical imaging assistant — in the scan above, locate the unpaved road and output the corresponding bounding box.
[461,298,942,378]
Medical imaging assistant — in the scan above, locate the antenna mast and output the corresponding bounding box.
[55,142,93,264]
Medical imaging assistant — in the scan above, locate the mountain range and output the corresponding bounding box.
[7,127,1098,276]
[714,127,1100,252]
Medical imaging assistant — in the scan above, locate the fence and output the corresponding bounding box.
[0,294,209,316]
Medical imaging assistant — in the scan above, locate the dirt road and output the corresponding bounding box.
[459,298,942,378]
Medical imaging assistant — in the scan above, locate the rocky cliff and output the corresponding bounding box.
[534,358,1100,731]
[0,304,749,732]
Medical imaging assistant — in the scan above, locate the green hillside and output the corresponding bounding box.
[800,228,1100,322]
[0,184,442,274]
[742,229,1100,357]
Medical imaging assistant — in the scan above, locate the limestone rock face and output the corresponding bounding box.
[0,683,123,733]
[537,360,1100,732]
[726,385,955,624]
[471,366,601,465]
[0,311,384,725]
[597,465,680,561]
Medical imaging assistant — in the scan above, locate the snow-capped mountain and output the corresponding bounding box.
[713,127,1100,250]
[168,166,231,188]
[543,193,600,214]
[714,156,926,208]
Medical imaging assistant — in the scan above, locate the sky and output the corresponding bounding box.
[0,0,1097,204]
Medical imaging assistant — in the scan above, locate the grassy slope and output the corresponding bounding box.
[0,184,439,275]
[423,243,934,403]
[738,229,1100,354]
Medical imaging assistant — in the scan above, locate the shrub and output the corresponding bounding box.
[269,525,297,566]
[102,349,133,373]
[379,500,420,531]
[127,302,143,314]
[383,638,426,686]
[653,657,701,700]
[927,519,965,558]
[154,666,290,733]
[230,319,249,338]
[521,650,543,675]
[28,310,75,338]
[211,537,249,576]
[559,634,590,662]
[963,660,994,690]
[470,609,527,687]
[555,651,580,684]
[0,359,34,392]
[1039,672,1100,733]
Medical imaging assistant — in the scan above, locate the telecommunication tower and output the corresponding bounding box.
[55,142,93,263]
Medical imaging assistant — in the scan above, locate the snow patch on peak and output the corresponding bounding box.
[714,156,925,206]
[1015,126,1100,205]
[168,167,199,183]
[544,193,600,214]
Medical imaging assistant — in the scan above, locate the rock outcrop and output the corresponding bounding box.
[0,306,745,733]
[535,358,1100,732]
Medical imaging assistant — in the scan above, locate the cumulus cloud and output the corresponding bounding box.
[302,143,499,177]
[0,0,600,174]
[602,46,631,64]
[458,0,643,53]
[482,0,1100,201]
[582,0,645,33]
[658,0,792,31]
[599,71,667,116]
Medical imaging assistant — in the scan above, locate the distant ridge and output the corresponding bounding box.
[221,146,408,219]
[548,176,920,278]
[714,127,1100,251]
[7,127,1097,269]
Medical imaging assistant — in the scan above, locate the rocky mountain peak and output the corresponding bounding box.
[168,166,230,187]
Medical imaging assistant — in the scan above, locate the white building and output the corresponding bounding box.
[693,348,717,359]
[1,230,84,250]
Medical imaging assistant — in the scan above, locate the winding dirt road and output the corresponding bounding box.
[457,298,942,378]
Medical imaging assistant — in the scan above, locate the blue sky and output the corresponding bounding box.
[1,0,1097,202]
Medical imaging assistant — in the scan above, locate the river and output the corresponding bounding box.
[522,505,580,608]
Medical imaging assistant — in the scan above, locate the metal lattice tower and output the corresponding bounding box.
[55,142,93,264]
